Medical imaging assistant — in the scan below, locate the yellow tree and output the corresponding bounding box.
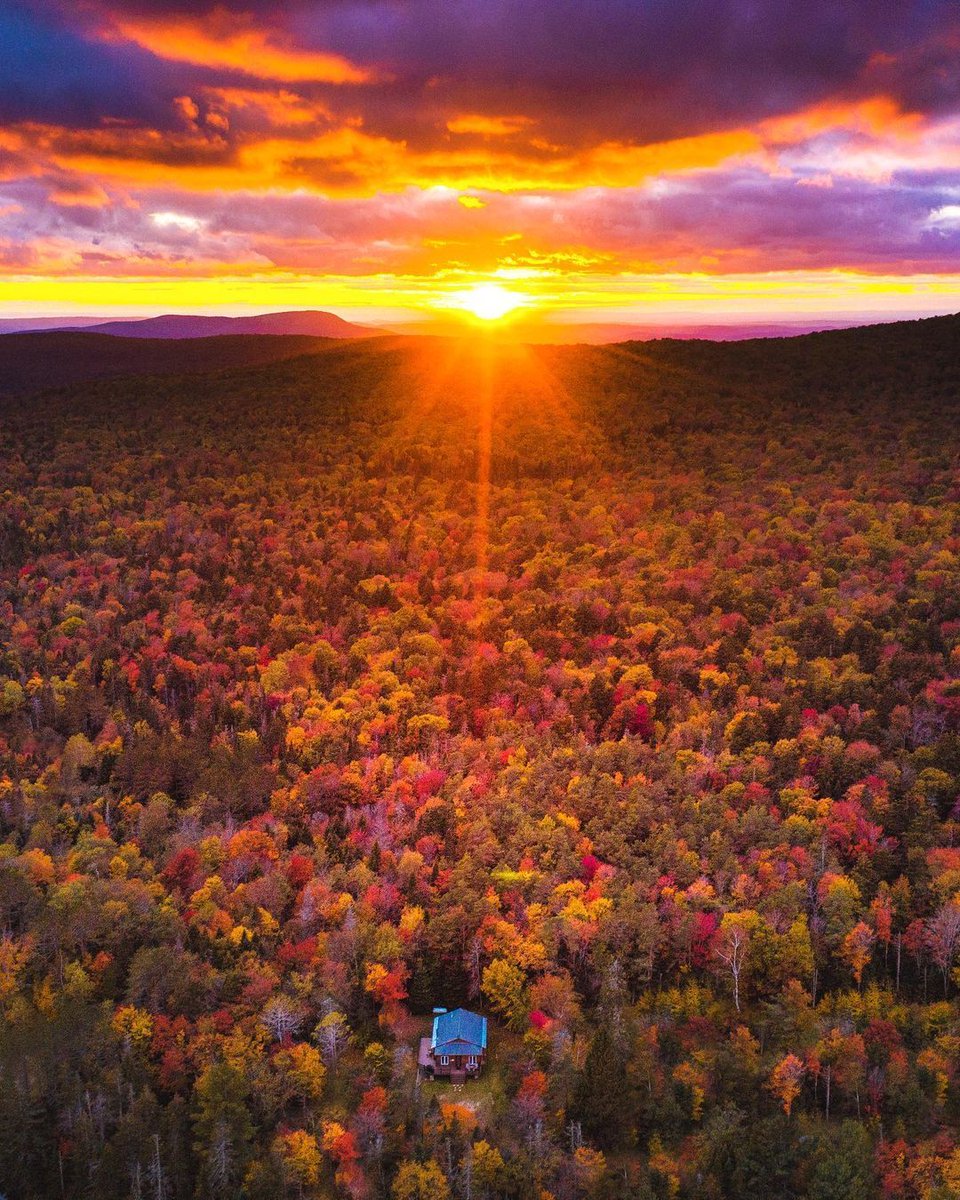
[275,1042,326,1110]
[471,1141,506,1199]
[392,1159,450,1200]
[274,1130,321,1197]
[573,1147,607,1198]
[482,957,528,1026]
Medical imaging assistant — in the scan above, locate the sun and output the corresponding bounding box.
[450,282,526,321]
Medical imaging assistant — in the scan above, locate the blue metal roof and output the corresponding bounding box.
[431,1008,487,1057]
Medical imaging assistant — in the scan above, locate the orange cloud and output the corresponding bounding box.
[761,95,925,144]
[758,95,960,182]
[9,87,960,208]
[14,122,234,186]
[446,114,534,136]
[5,115,761,197]
[200,87,333,129]
[276,124,762,194]
[105,9,376,84]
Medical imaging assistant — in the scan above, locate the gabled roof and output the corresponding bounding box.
[431,1008,488,1057]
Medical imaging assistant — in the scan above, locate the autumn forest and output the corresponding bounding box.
[2,316,960,1199]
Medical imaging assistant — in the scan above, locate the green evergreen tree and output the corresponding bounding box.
[192,1060,254,1198]
[572,1026,629,1147]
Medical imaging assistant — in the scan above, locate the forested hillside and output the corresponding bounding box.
[1,317,960,1199]
[0,332,345,394]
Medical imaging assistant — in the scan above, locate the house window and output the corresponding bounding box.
[440,1055,449,1065]
[467,1057,477,1068]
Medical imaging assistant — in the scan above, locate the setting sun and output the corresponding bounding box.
[449,283,527,321]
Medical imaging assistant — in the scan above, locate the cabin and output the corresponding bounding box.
[418,1007,487,1082]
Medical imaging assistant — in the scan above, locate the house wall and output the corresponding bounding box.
[432,1052,484,1076]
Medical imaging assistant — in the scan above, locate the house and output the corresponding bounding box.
[418,1007,487,1082]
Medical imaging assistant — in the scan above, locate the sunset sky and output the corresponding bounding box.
[2,1,960,324]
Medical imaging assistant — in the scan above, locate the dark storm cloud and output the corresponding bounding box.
[4,1,959,148]
[0,3,178,128]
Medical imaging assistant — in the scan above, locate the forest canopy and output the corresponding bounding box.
[1,316,960,1199]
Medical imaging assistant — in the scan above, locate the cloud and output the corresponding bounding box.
[102,8,376,85]
[0,3,176,128]
[151,210,206,232]
[926,204,960,228]
[446,115,534,137]
[4,91,956,203]
[11,2,960,146]
[1,0,960,305]
[4,155,960,285]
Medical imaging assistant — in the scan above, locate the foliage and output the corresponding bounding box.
[1,322,960,1197]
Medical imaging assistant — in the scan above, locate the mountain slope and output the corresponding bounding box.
[0,331,356,394]
[0,317,105,334]
[2,311,957,404]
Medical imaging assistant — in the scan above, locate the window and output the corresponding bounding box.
[467,1057,477,1067]
[440,1055,449,1065]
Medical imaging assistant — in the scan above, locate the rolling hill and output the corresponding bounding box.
[0,330,382,394]
[1,310,956,398]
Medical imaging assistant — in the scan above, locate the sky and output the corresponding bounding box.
[1,0,960,324]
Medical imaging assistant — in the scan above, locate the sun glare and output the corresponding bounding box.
[450,282,526,321]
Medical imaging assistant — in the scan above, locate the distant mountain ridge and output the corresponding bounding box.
[383,316,910,343]
[0,317,106,334]
[0,310,945,343]
[0,310,378,339]
[75,310,379,339]
[535,320,881,344]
